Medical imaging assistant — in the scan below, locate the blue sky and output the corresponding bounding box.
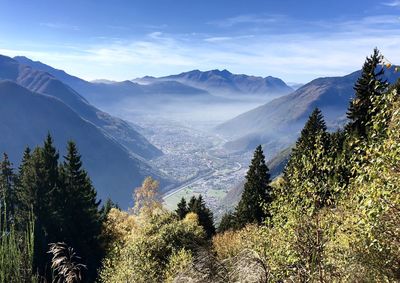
[0,0,399,83]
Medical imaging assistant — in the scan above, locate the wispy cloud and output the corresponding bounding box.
[204,35,254,42]
[40,22,80,31]
[382,0,400,7]
[3,14,399,83]
[209,14,286,28]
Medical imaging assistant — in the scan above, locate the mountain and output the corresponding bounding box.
[4,55,161,159]
[0,80,171,207]
[14,56,210,105]
[134,69,294,96]
[216,68,400,154]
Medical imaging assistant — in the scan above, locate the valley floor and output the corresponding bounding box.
[133,117,251,217]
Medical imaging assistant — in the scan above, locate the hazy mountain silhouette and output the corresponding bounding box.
[4,55,161,159]
[134,69,293,96]
[0,80,171,207]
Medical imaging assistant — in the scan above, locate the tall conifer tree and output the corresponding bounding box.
[60,141,102,281]
[347,48,388,138]
[186,195,215,238]
[175,197,188,220]
[235,145,273,227]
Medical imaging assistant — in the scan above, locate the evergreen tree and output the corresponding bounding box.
[175,197,188,220]
[187,195,215,238]
[235,145,273,227]
[283,108,328,180]
[16,147,51,277]
[40,134,63,243]
[59,141,102,281]
[296,108,327,151]
[217,211,237,233]
[347,48,389,138]
[100,198,118,222]
[0,153,16,227]
[15,147,34,228]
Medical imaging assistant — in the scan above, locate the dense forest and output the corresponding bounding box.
[1,48,399,282]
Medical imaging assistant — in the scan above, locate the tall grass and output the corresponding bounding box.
[0,205,37,283]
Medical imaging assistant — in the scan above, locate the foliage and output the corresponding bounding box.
[0,154,16,226]
[217,211,237,233]
[1,136,104,282]
[132,176,162,217]
[99,211,206,283]
[210,49,400,282]
[174,195,216,239]
[0,207,37,283]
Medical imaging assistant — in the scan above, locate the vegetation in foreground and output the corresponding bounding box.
[0,48,399,282]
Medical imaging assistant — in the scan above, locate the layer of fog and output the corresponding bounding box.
[100,93,280,131]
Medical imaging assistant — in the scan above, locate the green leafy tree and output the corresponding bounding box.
[235,145,273,227]
[282,108,333,213]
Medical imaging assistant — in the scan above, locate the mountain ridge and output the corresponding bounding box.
[134,68,294,96]
[3,55,162,159]
[216,67,400,154]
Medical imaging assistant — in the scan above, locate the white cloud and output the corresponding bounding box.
[40,22,80,31]
[209,14,286,28]
[3,15,400,83]
[382,0,400,7]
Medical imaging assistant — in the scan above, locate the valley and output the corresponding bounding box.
[106,107,256,216]
[139,119,250,215]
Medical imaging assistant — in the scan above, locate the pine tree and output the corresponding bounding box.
[187,195,215,238]
[16,147,51,278]
[15,147,32,229]
[0,153,16,227]
[235,145,273,227]
[100,198,118,222]
[347,48,389,138]
[296,108,327,151]
[217,211,237,233]
[175,197,188,220]
[59,141,102,281]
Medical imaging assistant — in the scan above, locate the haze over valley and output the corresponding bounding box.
[3,53,399,215]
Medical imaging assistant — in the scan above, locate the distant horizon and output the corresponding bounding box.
[1,0,399,83]
[8,53,363,85]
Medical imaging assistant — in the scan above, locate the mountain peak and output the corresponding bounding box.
[210,69,232,77]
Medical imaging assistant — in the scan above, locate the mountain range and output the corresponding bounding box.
[134,69,294,96]
[216,67,400,155]
[15,57,294,109]
[0,55,171,207]
[14,56,211,106]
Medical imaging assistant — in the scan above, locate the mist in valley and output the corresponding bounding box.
[99,93,282,215]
